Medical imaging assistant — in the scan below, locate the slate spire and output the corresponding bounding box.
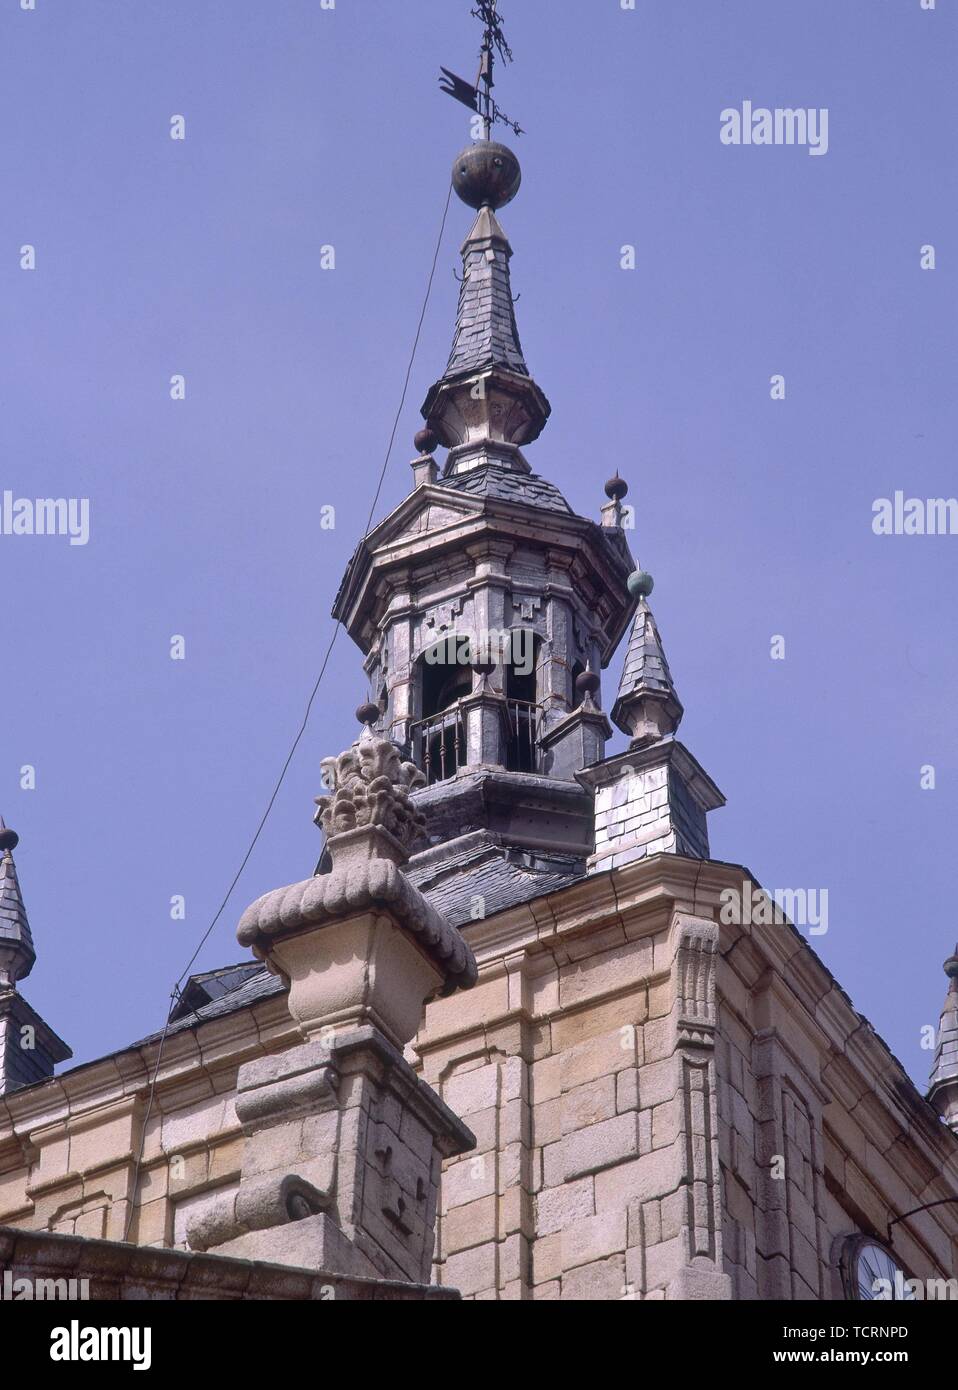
[928,944,958,1135]
[611,594,684,748]
[444,205,528,380]
[421,141,550,475]
[0,819,35,988]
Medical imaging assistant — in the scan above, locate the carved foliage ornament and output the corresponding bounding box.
[314,733,426,855]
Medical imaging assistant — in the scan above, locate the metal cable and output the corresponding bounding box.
[122,177,455,1241]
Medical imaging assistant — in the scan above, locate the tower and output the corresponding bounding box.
[332,125,724,894]
[0,821,71,1095]
[332,140,639,867]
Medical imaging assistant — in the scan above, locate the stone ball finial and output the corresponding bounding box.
[452,141,521,210]
[627,569,654,600]
[605,473,628,502]
[414,426,439,456]
[0,825,19,853]
[356,701,380,728]
[575,669,601,702]
[944,947,958,981]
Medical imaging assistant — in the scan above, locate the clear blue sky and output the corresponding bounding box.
[1,1,955,1085]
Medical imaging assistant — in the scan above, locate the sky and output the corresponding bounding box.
[0,0,955,1086]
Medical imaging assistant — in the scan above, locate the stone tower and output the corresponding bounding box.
[332,141,638,865]
[0,821,71,1095]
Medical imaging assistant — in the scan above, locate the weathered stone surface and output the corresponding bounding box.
[559,1030,637,1093]
[560,1210,627,1270]
[444,1063,500,1118]
[444,1194,497,1254]
[557,1113,643,1181]
[560,1076,617,1136]
[442,1240,497,1298]
[443,1154,497,1209]
[559,1253,627,1301]
[594,1144,683,1213]
[535,1176,594,1237]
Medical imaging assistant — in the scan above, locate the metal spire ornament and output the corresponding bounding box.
[439,1,523,139]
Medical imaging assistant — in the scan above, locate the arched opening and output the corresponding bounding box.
[421,639,472,718]
[503,629,540,774]
[414,636,470,784]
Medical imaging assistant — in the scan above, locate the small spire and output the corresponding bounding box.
[0,818,35,989]
[444,200,527,381]
[421,141,550,473]
[611,589,684,747]
[929,944,958,1135]
[0,818,71,1092]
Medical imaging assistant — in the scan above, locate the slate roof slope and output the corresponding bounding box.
[444,206,528,380]
[406,842,583,928]
[131,847,582,1045]
[168,962,266,1023]
[133,966,285,1045]
[437,466,572,514]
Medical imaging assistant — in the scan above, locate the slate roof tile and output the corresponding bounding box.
[437,467,572,514]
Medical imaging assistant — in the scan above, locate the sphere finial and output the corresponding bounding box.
[575,669,600,704]
[0,821,18,853]
[414,426,439,456]
[452,141,521,210]
[356,701,380,729]
[627,569,654,600]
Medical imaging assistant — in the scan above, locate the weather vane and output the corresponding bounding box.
[440,1,524,139]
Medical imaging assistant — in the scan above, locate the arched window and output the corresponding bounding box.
[504,628,539,773]
[421,639,472,718]
[414,636,469,784]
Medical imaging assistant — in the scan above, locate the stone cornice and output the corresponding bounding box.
[575,739,726,813]
[333,485,635,659]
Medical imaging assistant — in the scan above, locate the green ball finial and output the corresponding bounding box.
[627,569,654,599]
